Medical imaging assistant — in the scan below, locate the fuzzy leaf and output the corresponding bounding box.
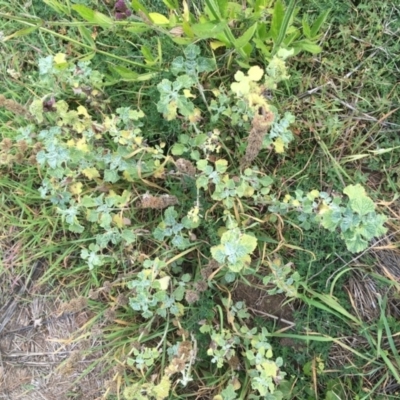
[121,229,136,244]
[211,228,257,272]
[215,159,228,173]
[343,184,375,216]
[343,233,368,253]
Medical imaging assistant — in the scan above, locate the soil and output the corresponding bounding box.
[232,275,295,325]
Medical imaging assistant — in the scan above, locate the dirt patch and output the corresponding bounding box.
[232,276,295,326]
[0,263,112,400]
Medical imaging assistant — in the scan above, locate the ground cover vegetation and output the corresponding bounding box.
[0,0,399,398]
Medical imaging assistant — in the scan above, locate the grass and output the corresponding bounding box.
[1,0,400,399]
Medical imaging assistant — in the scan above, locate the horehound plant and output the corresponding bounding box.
[2,43,388,399]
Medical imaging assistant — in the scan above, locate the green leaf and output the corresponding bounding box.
[104,169,119,183]
[72,5,113,29]
[197,57,217,73]
[343,184,367,200]
[302,16,311,39]
[344,233,368,253]
[164,207,178,225]
[176,74,195,88]
[350,197,375,215]
[211,228,257,272]
[171,143,186,155]
[235,22,257,50]
[131,0,150,16]
[100,213,112,229]
[171,56,185,75]
[271,0,297,55]
[196,159,209,171]
[310,9,330,38]
[124,22,151,34]
[124,23,151,34]
[293,40,322,54]
[81,196,98,208]
[196,175,209,189]
[184,44,201,60]
[343,184,375,215]
[191,21,226,39]
[109,65,139,80]
[193,134,208,146]
[43,0,69,15]
[215,159,228,173]
[141,45,156,64]
[29,99,44,123]
[78,26,95,48]
[210,244,226,264]
[204,0,224,20]
[3,26,38,42]
[121,229,136,244]
[162,0,179,10]
[320,209,341,231]
[270,0,284,42]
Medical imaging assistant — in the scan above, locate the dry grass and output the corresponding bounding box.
[0,263,113,400]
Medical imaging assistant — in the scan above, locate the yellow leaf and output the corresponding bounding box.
[283,194,291,203]
[234,70,245,82]
[182,0,190,22]
[273,137,285,153]
[152,375,171,400]
[149,12,169,25]
[243,185,254,197]
[188,108,201,123]
[119,130,132,145]
[248,65,264,81]
[70,182,83,195]
[153,166,165,179]
[174,302,185,317]
[134,136,143,146]
[231,80,250,96]
[272,258,281,266]
[77,105,90,118]
[76,138,89,152]
[123,171,134,182]
[292,199,301,207]
[266,348,273,358]
[183,89,195,98]
[66,139,75,147]
[248,93,269,108]
[308,189,320,199]
[260,361,278,377]
[82,167,100,179]
[54,52,67,65]
[318,202,330,215]
[112,214,125,228]
[165,101,178,121]
[232,376,241,390]
[156,276,170,291]
[210,41,225,50]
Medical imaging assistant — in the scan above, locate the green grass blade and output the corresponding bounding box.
[272,0,297,55]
